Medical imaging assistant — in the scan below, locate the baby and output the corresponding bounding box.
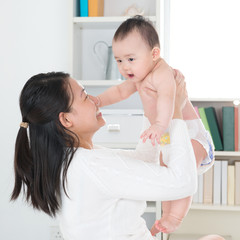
[91,15,212,234]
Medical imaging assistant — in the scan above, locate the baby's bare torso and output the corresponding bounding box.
[135,59,174,124]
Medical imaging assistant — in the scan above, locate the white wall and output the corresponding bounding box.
[0,1,70,239]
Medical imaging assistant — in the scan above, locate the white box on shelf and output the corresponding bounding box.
[93,109,144,148]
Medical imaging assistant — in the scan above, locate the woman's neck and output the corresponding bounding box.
[78,136,93,149]
[80,141,93,149]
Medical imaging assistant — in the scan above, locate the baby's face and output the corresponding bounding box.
[112,31,156,82]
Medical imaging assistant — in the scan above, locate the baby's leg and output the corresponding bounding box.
[154,142,206,234]
[184,99,208,166]
[151,145,192,234]
[156,196,192,234]
[151,107,207,235]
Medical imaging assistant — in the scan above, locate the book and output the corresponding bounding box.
[222,106,235,151]
[227,165,235,205]
[80,0,88,17]
[213,161,221,204]
[238,106,240,151]
[198,107,212,139]
[203,167,213,204]
[234,107,239,151]
[205,107,223,151]
[192,190,198,203]
[221,160,228,205]
[235,161,240,205]
[88,0,104,17]
[193,175,203,204]
[198,174,204,203]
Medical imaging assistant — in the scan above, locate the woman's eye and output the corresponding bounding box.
[85,94,89,100]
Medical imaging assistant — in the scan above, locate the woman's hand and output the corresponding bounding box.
[173,69,188,119]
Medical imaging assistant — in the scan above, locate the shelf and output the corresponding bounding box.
[215,151,240,157]
[190,97,240,103]
[145,202,240,213]
[79,80,124,86]
[191,203,240,211]
[95,143,240,158]
[73,16,156,29]
[77,81,240,104]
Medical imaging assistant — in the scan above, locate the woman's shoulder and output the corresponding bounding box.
[72,146,117,164]
[66,147,115,177]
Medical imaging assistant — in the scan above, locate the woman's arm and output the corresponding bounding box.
[174,69,214,174]
[82,119,197,201]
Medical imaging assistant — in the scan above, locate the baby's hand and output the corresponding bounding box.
[89,95,101,107]
[140,124,167,146]
[152,215,182,234]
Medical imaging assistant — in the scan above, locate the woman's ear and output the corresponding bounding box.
[152,47,160,61]
[59,112,73,128]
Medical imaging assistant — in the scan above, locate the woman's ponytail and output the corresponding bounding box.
[11,72,76,217]
[11,126,32,201]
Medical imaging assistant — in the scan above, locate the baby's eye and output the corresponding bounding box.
[128,58,134,62]
[116,59,122,63]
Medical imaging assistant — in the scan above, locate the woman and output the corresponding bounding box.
[11,72,217,240]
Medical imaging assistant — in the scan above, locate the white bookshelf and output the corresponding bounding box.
[70,1,240,239]
[79,80,124,86]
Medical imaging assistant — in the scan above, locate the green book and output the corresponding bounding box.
[205,107,223,151]
[222,106,235,151]
[198,107,212,139]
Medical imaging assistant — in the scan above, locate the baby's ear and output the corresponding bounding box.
[152,47,160,61]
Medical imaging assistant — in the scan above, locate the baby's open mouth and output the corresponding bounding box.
[128,74,134,78]
[96,110,102,117]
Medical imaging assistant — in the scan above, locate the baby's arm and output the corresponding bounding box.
[96,80,137,107]
[141,68,176,145]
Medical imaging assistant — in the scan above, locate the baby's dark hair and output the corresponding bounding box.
[113,15,160,49]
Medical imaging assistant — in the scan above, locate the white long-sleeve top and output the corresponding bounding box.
[58,118,214,240]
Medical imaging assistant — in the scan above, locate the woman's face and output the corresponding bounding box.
[67,78,105,142]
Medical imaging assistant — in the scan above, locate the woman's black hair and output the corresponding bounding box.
[11,72,78,217]
[113,15,160,49]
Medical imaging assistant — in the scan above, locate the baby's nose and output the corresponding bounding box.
[122,62,129,70]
